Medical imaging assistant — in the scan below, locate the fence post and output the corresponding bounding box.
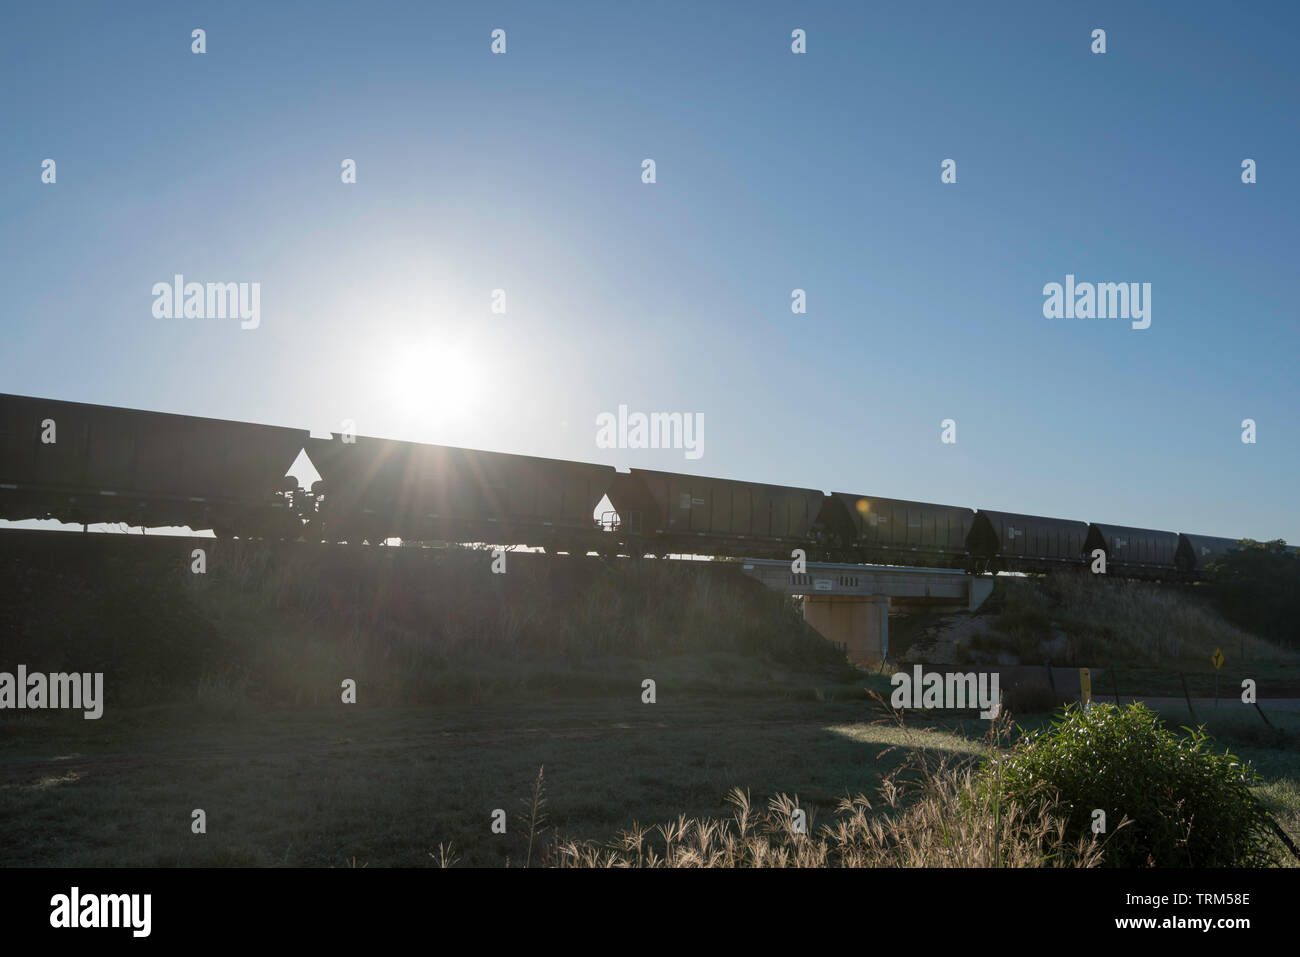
[1254,701,1275,730]
[1179,673,1198,724]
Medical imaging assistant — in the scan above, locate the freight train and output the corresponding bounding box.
[0,393,1284,580]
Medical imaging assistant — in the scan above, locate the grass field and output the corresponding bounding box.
[4,689,1295,867]
[2,530,1297,867]
[0,691,904,867]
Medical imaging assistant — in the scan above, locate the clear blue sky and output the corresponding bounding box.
[2,1,1296,542]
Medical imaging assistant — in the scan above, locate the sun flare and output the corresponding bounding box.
[386,341,480,416]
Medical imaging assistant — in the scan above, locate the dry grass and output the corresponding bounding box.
[553,713,1111,868]
[553,767,1105,867]
[965,571,1300,671]
[1048,572,1286,665]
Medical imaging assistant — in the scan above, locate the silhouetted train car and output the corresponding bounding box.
[967,510,1089,572]
[820,493,974,567]
[1175,533,1241,575]
[307,434,614,550]
[1083,523,1180,578]
[0,393,305,535]
[2,392,1284,574]
[605,469,824,558]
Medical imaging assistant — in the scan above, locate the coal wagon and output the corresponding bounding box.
[307,434,614,550]
[605,469,825,558]
[968,510,1089,573]
[0,393,306,535]
[1175,533,1242,575]
[1083,523,1180,578]
[820,492,974,568]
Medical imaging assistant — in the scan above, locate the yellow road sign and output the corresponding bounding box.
[1212,648,1224,670]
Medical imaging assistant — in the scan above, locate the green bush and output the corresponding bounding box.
[989,703,1278,867]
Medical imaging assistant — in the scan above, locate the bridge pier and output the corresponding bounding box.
[802,594,890,667]
[740,558,995,670]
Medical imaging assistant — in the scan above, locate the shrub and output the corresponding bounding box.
[990,703,1278,867]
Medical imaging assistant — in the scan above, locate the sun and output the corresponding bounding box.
[386,341,481,415]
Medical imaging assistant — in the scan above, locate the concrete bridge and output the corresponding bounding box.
[740,559,995,667]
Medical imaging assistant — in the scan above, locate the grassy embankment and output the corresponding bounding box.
[1,535,1296,866]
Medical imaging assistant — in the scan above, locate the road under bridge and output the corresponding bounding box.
[740,559,995,667]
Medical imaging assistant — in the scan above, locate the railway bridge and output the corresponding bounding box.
[740,559,994,667]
